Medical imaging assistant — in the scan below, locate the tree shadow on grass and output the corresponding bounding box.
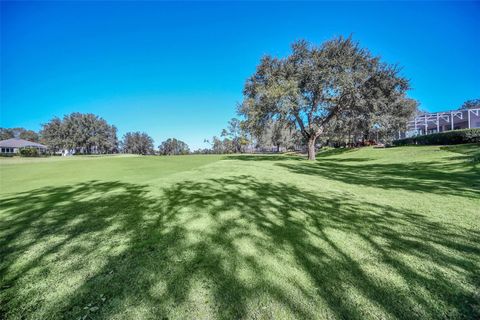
[440,144,480,157]
[1,177,479,319]
[316,147,357,158]
[277,159,480,198]
[440,144,480,164]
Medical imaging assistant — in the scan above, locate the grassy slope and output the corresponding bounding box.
[0,145,479,320]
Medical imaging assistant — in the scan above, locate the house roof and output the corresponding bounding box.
[0,138,47,149]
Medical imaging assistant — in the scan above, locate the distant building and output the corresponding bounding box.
[0,138,48,154]
[399,108,480,139]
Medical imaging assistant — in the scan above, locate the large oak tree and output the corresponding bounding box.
[41,113,118,154]
[240,36,417,160]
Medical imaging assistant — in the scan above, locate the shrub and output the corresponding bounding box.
[393,129,480,146]
[19,147,39,157]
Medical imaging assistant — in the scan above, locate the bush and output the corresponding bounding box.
[393,129,480,146]
[20,147,39,157]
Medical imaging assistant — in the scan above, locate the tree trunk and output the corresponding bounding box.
[307,136,316,161]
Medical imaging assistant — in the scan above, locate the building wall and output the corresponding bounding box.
[0,147,17,154]
[403,108,480,138]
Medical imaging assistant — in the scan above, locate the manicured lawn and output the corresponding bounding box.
[1,145,479,319]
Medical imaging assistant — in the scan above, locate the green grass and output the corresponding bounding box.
[1,145,479,319]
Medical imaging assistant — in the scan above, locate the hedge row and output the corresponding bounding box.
[19,147,39,157]
[393,128,480,146]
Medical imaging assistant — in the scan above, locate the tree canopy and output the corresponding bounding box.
[263,119,300,152]
[202,118,250,154]
[220,118,249,153]
[240,36,417,160]
[0,127,40,142]
[204,136,233,154]
[459,98,480,110]
[158,138,190,155]
[122,132,154,155]
[40,113,118,154]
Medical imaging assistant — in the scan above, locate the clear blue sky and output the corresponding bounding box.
[1,1,479,149]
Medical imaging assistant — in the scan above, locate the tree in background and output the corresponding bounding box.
[19,130,40,142]
[207,136,226,154]
[122,132,154,155]
[240,36,417,160]
[323,94,418,146]
[0,127,40,142]
[105,125,119,154]
[220,118,249,153]
[459,98,480,110]
[0,128,12,140]
[204,118,299,154]
[250,119,299,152]
[40,113,118,154]
[158,138,190,155]
[203,136,234,154]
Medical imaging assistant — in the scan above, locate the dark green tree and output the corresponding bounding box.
[158,138,190,155]
[240,36,417,160]
[40,113,118,154]
[459,98,480,110]
[122,132,154,155]
[40,118,64,153]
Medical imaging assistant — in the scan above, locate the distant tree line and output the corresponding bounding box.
[203,118,249,154]
[1,113,195,156]
[0,127,40,142]
[198,117,301,154]
[459,98,480,110]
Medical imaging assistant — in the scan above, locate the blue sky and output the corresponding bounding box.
[1,1,479,149]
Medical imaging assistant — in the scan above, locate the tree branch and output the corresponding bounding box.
[293,112,309,139]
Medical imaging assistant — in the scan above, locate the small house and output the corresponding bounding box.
[0,138,48,155]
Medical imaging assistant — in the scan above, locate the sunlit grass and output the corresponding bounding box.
[1,145,479,319]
